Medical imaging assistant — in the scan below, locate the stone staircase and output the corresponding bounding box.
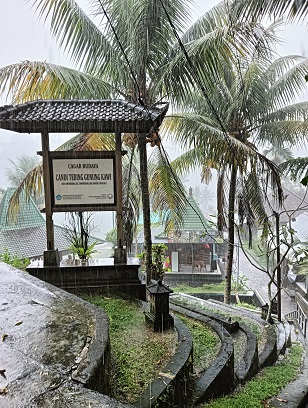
[169,292,292,405]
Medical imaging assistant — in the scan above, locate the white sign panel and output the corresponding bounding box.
[52,157,115,206]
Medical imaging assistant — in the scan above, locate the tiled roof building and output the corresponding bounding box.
[0,188,45,231]
[176,187,212,233]
[153,187,215,244]
[0,188,102,259]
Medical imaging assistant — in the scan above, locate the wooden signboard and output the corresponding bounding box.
[49,151,117,212]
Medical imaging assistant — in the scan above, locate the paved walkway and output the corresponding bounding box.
[237,248,297,317]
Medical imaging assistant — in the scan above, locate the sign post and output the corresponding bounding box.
[41,131,59,266]
[114,131,127,264]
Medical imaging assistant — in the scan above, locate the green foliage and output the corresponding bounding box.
[64,212,97,260]
[0,249,30,270]
[138,244,170,277]
[104,227,117,248]
[242,240,269,270]
[83,295,176,403]
[152,243,169,280]
[177,315,220,371]
[231,274,250,293]
[201,343,303,408]
[69,241,97,260]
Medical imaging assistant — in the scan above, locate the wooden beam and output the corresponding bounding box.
[115,131,123,248]
[41,131,54,251]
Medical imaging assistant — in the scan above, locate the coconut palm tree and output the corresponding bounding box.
[164,30,308,302]
[0,0,272,283]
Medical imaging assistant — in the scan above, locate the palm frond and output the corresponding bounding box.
[0,61,119,103]
[160,6,278,104]
[148,146,187,233]
[280,157,308,182]
[7,163,44,222]
[257,119,308,146]
[30,0,127,77]
[59,133,116,151]
[122,148,141,252]
[268,57,308,108]
[232,0,308,22]
[238,168,271,246]
[164,112,261,169]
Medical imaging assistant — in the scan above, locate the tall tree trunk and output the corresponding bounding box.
[138,134,152,285]
[224,165,237,304]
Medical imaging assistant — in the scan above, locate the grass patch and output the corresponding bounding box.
[198,343,303,408]
[173,277,250,295]
[173,282,225,294]
[83,295,177,403]
[176,314,220,373]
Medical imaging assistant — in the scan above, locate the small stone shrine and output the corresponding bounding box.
[145,280,174,332]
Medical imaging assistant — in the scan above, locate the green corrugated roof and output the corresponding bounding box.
[0,188,45,231]
[177,191,211,232]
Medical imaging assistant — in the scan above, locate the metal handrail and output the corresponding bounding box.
[284,306,307,338]
[297,303,307,338]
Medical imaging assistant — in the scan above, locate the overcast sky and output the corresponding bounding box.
[0,0,307,235]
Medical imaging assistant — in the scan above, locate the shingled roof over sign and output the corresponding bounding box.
[0,99,169,134]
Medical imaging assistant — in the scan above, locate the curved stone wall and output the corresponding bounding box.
[1,262,286,408]
[235,323,259,382]
[0,262,131,408]
[134,316,193,408]
[169,303,235,405]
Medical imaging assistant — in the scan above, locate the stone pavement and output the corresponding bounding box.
[0,261,131,408]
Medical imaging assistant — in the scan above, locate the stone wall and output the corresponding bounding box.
[0,262,132,408]
[134,316,193,408]
[163,272,223,287]
[27,261,146,301]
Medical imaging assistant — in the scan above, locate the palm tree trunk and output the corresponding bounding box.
[138,134,152,285]
[224,164,237,304]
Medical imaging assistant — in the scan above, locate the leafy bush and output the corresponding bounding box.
[0,249,30,270]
